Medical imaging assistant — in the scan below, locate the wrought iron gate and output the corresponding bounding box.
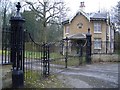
[48,38,87,74]
[24,32,50,81]
[1,27,11,65]
[48,29,92,74]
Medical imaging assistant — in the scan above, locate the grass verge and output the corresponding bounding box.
[24,70,66,88]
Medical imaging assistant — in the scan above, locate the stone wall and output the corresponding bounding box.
[91,54,120,62]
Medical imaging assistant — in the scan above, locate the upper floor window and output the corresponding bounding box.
[65,26,69,34]
[94,23,101,33]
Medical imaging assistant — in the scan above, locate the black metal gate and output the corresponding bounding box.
[49,29,92,74]
[24,28,91,76]
[24,32,50,81]
[48,40,66,73]
[48,38,87,74]
[1,27,11,65]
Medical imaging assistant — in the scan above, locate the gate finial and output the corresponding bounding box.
[16,2,21,12]
[16,2,21,17]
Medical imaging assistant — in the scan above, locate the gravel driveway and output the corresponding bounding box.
[51,62,119,88]
[24,60,119,88]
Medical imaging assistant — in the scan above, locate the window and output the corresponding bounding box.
[65,26,69,34]
[94,23,101,33]
[94,38,102,49]
[77,22,83,29]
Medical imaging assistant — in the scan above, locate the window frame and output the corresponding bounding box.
[94,38,102,49]
[94,23,102,33]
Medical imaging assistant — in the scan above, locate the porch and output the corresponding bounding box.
[63,33,87,56]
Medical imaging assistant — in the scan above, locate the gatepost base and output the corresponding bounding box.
[12,70,24,88]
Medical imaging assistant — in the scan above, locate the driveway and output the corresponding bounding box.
[51,62,119,88]
[25,60,119,88]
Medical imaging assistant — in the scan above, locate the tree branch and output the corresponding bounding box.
[30,7,43,19]
[47,19,61,25]
[26,1,44,17]
[37,0,44,7]
[45,11,60,23]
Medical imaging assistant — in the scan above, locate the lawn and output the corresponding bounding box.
[0,49,86,66]
[0,50,10,55]
[25,51,42,59]
[25,51,63,60]
[50,56,86,66]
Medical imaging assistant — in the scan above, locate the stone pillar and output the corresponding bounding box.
[86,28,92,64]
[10,2,25,88]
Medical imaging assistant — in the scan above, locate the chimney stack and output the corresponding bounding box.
[80,2,85,11]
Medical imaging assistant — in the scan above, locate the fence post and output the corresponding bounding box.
[65,37,68,68]
[86,28,92,64]
[47,44,50,75]
[43,43,46,76]
[43,43,50,76]
[79,44,83,65]
[10,2,25,88]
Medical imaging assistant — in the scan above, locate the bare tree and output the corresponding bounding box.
[25,0,69,42]
[115,1,120,27]
[0,0,12,29]
[111,1,120,27]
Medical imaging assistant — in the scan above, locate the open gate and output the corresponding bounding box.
[49,29,92,74]
[48,38,88,74]
[24,32,50,81]
[24,31,91,81]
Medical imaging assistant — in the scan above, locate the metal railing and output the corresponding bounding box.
[1,28,11,65]
[24,32,50,82]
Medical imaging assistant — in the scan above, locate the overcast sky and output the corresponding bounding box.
[11,0,119,16]
[12,0,119,11]
[65,0,119,13]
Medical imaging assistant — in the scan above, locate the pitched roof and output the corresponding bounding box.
[62,11,108,25]
[70,10,90,22]
[62,9,90,25]
[89,12,107,20]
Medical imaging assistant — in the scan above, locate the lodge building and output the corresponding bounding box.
[62,2,115,54]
